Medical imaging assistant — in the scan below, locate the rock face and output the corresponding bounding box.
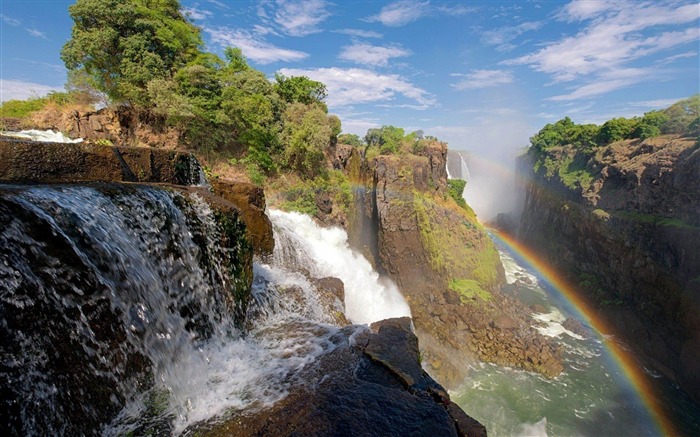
[192,318,486,437]
[517,135,700,402]
[16,106,181,148]
[336,142,563,387]
[0,138,274,258]
[211,179,274,257]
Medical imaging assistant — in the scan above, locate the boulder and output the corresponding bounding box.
[190,318,486,437]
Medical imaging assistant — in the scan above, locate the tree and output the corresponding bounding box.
[596,117,638,145]
[61,0,202,105]
[281,103,332,178]
[274,74,327,106]
[633,110,669,140]
[529,117,575,151]
[328,115,341,145]
[662,95,700,135]
[338,133,364,147]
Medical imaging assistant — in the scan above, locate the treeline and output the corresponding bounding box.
[529,95,700,152]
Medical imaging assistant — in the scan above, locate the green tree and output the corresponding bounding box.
[596,117,638,145]
[274,74,327,106]
[328,115,341,145]
[633,110,669,140]
[338,133,364,147]
[662,95,700,135]
[530,117,575,151]
[61,0,202,105]
[281,103,332,178]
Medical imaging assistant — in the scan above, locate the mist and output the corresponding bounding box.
[428,112,534,223]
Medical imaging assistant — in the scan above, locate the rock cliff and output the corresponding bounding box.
[334,142,563,387]
[517,135,700,402]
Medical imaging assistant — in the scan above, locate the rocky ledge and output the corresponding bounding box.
[0,137,273,256]
[191,318,486,437]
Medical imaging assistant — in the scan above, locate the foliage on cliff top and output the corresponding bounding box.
[527,95,699,192]
[529,95,699,154]
[267,170,352,217]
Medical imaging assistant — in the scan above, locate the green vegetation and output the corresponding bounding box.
[527,96,699,192]
[277,170,352,217]
[449,278,491,303]
[447,179,468,210]
[615,211,699,230]
[0,89,94,120]
[530,95,699,154]
[338,133,363,147]
[363,125,439,156]
[414,192,502,295]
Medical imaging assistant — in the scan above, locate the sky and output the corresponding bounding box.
[1,0,699,217]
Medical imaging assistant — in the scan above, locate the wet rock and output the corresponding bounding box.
[192,319,485,437]
[0,138,199,185]
[211,180,274,257]
[562,317,592,338]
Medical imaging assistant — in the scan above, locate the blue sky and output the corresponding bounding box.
[1,1,698,185]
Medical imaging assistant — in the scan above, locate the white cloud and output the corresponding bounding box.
[365,0,430,27]
[277,67,436,108]
[436,4,476,16]
[338,43,411,67]
[207,0,230,9]
[0,79,62,102]
[452,70,514,90]
[0,14,20,26]
[25,28,47,39]
[261,0,332,37]
[505,1,700,100]
[547,68,652,101]
[480,21,542,52]
[181,7,213,21]
[334,28,383,39]
[206,27,308,64]
[557,0,614,21]
[628,98,684,109]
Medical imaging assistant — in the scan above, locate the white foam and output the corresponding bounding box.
[2,129,83,143]
[532,310,585,340]
[514,417,548,437]
[269,209,412,325]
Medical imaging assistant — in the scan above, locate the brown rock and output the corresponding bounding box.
[210,179,274,257]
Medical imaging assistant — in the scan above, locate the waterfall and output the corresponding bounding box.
[269,209,411,325]
[0,185,341,436]
[459,154,471,181]
[1,129,83,143]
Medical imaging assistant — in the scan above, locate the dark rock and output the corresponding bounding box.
[0,138,199,185]
[562,317,592,338]
[191,320,485,437]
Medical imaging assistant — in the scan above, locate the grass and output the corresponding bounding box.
[615,211,699,230]
[449,278,492,303]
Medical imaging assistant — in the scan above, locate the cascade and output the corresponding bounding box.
[0,185,343,435]
[459,154,471,181]
[269,209,411,325]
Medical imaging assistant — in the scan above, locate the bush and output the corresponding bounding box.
[447,179,468,210]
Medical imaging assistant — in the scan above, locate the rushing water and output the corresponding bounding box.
[0,184,410,435]
[453,239,700,437]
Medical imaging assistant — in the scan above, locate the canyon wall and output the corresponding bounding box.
[517,135,700,402]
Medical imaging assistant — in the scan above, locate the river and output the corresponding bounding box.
[453,236,700,436]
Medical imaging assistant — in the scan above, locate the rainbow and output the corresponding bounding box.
[490,230,677,437]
